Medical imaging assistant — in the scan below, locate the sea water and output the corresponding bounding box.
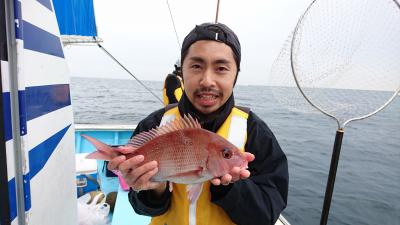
[71,77,399,225]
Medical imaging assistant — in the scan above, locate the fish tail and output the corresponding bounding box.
[81,134,116,161]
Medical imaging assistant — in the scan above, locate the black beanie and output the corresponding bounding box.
[181,22,241,74]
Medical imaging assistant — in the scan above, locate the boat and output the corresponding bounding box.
[0,0,290,224]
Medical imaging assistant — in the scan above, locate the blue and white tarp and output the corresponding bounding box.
[2,0,77,224]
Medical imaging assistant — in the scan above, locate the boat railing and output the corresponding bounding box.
[75,124,137,131]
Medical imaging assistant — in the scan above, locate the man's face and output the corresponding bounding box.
[182,40,237,114]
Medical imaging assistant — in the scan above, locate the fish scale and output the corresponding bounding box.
[136,129,210,182]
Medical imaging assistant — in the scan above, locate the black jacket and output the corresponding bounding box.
[128,94,288,225]
[164,73,182,104]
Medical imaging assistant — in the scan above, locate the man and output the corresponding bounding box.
[162,61,184,105]
[108,22,288,225]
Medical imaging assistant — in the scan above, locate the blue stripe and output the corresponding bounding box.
[2,92,12,141]
[26,84,71,121]
[7,176,32,220]
[23,21,64,58]
[8,178,17,221]
[23,174,31,211]
[14,0,22,40]
[18,91,27,136]
[29,125,71,178]
[36,0,53,11]
[3,84,71,141]
[2,91,29,142]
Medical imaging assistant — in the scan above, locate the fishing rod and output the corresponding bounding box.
[215,0,221,23]
[94,0,224,105]
[95,1,184,105]
[96,42,164,105]
[166,0,181,51]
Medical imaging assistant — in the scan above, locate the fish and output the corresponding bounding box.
[82,115,249,202]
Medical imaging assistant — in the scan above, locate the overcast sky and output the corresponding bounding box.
[63,0,312,85]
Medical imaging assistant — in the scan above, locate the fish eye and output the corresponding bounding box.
[222,148,232,159]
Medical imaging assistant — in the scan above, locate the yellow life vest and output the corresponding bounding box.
[150,105,249,225]
[163,76,184,106]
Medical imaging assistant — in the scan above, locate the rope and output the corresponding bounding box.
[97,43,164,105]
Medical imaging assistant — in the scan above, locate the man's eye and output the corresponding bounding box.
[216,67,228,72]
[191,64,201,69]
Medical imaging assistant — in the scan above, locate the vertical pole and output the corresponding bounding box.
[4,0,25,224]
[0,0,10,222]
[320,129,344,225]
[0,58,11,225]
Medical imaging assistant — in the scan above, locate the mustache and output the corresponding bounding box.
[194,87,222,96]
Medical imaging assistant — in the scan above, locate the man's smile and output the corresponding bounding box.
[194,89,221,107]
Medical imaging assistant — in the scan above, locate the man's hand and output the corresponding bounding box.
[108,155,167,196]
[210,152,255,186]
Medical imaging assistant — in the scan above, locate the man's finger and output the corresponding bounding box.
[244,152,255,162]
[130,161,158,181]
[239,169,251,179]
[211,178,221,186]
[119,155,144,173]
[107,155,126,171]
[135,167,158,189]
[221,174,232,185]
[230,167,241,182]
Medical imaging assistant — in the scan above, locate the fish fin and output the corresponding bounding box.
[156,114,201,136]
[186,184,203,203]
[186,114,202,129]
[86,151,113,161]
[127,115,201,149]
[127,129,159,149]
[82,134,116,160]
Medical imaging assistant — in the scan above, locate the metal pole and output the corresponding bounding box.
[0,0,11,224]
[4,0,26,224]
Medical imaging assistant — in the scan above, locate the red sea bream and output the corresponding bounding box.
[82,115,248,186]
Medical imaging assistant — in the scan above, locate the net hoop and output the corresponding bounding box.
[290,0,400,129]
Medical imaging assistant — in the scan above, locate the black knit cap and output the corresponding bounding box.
[181,22,241,73]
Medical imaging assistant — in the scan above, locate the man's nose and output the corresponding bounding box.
[199,69,215,87]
